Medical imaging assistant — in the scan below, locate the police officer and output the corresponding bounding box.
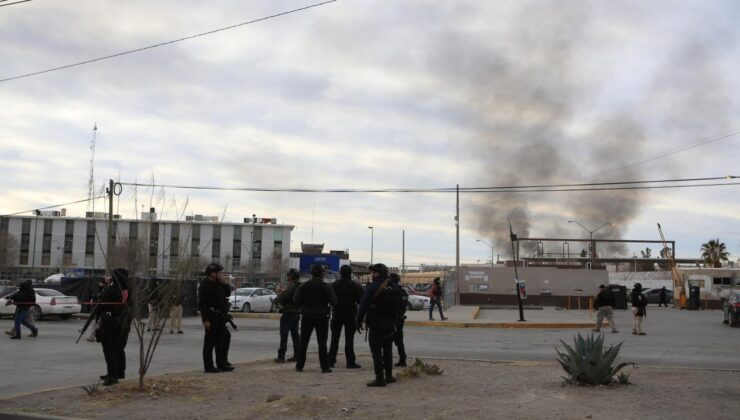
[357,263,401,387]
[198,263,233,373]
[217,272,235,370]
[389,273,408,367]
[328,265,363,369]
[96,268,131,386]
[293,264,337,373]
[274,268,301,363]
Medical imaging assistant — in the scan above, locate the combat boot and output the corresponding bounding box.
[385,372,396,384]
[367,373,386,387]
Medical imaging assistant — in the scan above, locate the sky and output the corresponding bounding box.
[1,0,739,267]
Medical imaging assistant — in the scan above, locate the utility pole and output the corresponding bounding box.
[402,229,405,278]
[509,219,525,322]
[106,179,114,276]
[455,184,460,306]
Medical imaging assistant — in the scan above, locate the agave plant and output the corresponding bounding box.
[556,333,632,385]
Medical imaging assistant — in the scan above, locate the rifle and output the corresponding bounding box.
[76,302,99,344]
[225,313,238,332]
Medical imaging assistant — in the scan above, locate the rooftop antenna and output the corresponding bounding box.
[87,123,97,212]
[221,204,228,223]
[311,202,315,243]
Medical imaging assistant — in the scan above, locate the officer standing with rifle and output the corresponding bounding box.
[389,273,408,367]
[198,263,233,373]
[357,263,402,387]
[293,264,337,373]
[328,265,363,369]
[94,268,131,386]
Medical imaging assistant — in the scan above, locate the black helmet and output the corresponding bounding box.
[310,264,325,278]
[339,265,352,279]
[286,268,300,281]
[205,262,224,276]
[369,263,388,278]
[633,282,642,291]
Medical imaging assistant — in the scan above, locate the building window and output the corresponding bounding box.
[129,222,138,240]
[0,217,8,233]
[64,221,74,255]
[85,221,95,256]
[212,225,221,259]
[273,240,282,260]
[273,229,283,241]
[170,224,180,258]
[232,257,241,272]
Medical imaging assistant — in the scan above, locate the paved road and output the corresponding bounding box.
[1,307,737,399]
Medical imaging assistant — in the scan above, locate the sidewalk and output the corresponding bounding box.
[235,305,603,329]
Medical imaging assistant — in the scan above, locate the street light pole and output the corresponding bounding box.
[476,239,495,268]
[368,226,374,265]
[568,220,612,267]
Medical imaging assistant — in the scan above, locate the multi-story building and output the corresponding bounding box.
[0,208,294,282]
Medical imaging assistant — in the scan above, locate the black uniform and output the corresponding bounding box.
[391,277,408,366]
[198,278,229,371]
[220,282,233,368]
[328,274,363,368]
[293,276,337,372]
[96,269,131,385]
[358,276,401,385]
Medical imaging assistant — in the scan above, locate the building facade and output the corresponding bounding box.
[0,212,294,281]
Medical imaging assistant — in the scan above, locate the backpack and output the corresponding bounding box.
[371,282,402,320]
[397,285,409,316]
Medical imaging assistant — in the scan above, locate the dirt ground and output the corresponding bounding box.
[1,356,738,420]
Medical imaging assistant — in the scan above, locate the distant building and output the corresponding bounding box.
[0,209,293,281]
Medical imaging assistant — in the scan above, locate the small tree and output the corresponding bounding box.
[701,239,729,268]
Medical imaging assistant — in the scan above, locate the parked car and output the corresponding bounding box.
[0,287,81,321]
[721,291,740,327]
[642,288,673,305]
[229,287,277,313]
[401,285,430,311]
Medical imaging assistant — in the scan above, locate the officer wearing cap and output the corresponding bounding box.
[357,263,400,387]
[96,268,131,386]
[198,263,232,373]
[293,264,337,373]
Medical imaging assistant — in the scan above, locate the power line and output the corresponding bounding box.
[1,195,106,217]
[0,0,32,8]
[579,129,740,181]
[119,176,739,194]
[0,0,338,83]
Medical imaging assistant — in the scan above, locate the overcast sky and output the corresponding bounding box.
[1,0,739,266]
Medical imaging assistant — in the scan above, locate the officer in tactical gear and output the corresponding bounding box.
[96,268,131,386]
[357,263,402,387]
[217,271,235,369]
[328,265,363,369]
[293,264,337,373]
[274,268,301,363]
[389,273,408,367]
[198,263,233,373]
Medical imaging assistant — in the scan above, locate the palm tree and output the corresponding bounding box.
[700,239,729,268]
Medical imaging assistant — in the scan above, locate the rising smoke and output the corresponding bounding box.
[426,2,728,258]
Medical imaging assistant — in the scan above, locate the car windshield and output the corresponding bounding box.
[235,288,257,296]
[36,289,65,297]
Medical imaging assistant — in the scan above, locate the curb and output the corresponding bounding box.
[0,411,85,420]
[231,311,600,329]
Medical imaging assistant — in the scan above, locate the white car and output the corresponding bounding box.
[1,287,81,321]
[229,287,277,313]
[407,293,430,311]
